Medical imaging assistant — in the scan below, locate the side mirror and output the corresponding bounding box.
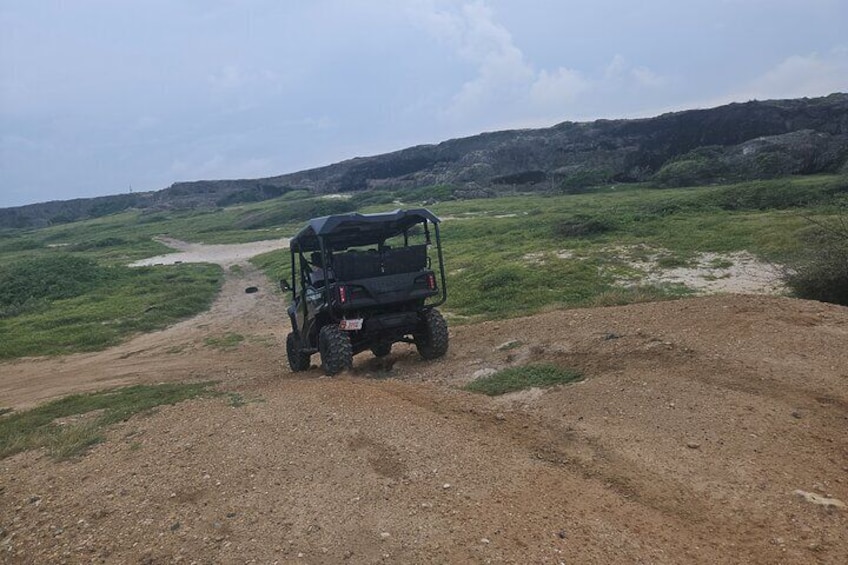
[280,279,292,292]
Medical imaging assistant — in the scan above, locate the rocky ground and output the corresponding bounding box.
[1,261,847,564]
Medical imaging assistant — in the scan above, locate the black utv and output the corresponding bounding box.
[281,208,448,375]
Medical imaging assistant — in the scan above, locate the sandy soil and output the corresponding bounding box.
[129,237,291,268]
[1,248,847,563]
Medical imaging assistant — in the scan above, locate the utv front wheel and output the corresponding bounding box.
[415,308,449,360]
[286,332,311,372]
[319,325,353,375]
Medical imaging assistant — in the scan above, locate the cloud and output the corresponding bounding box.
[413,1,533,120]
[530,68,591,107]
[740,48,848,99]
[410,2,668,128]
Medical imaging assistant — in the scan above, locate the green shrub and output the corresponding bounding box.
[395,184,455,203]
[0,255,107,316]
[464,363,583,396]
[70,237,128,251]
[350,191,396,207]
[559,169,612,193]
[478,265,524,292]
[704,181,817,210]
[652,146,728,187]
[234,198,356,230]
[0,263,222,358]
[784,219,848,306]
[553,215,615,237]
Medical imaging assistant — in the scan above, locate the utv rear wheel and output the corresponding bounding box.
[415,308,449,360]
[319,325,353,375]
[286,332,311,372]
[371,343,392,358]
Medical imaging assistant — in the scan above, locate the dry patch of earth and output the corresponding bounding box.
[2,241,847,564]
[130,237,290,268]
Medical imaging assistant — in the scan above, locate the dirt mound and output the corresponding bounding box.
[1,268,847,563]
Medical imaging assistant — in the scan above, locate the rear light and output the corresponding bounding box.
[337,285,347,304]
[426,273,436,290]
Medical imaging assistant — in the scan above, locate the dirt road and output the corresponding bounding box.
[1,263,847,563]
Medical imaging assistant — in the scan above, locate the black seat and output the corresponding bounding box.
[382,245,427,275]
[333,250,381,280]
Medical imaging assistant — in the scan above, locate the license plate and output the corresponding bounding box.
[339,318,363,331]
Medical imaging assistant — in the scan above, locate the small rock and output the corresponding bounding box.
[170,522,181,532]
[794,490,846,510]
[791,411,803,419]
[471,368,497,379]
[557,530,567,539]
[226,512,236,518]
[495,413,506,421]
[481,538,490,544]
[686,441,701,449]
[442,483,452,490]
[380,532,391,539]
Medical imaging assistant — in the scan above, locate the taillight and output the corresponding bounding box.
[426,273,436,290]
[337,285,347,304]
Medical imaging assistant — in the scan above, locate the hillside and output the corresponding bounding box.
[2,93,847,229]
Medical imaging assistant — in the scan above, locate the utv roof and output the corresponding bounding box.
[290,208,440,252]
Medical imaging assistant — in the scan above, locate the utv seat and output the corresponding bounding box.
[333,250,382,280]
[382,244,427,275]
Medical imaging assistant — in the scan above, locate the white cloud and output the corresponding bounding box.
[530,68,591,107]
[741,48,848,99]
[604,54,628,80]
[631,66,667,88]
[410,3,669,128]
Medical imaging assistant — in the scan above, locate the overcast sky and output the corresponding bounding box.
[1,0,847,208]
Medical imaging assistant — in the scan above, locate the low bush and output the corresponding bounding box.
[553,215,615,237]
[235,199,356,230]
[0,255,107,316]
[350,190,396,207]
[784,216,848,306]
[0,263,222,358]
[652,147,728,187]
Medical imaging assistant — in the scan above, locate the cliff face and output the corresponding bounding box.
[3,94,847,229]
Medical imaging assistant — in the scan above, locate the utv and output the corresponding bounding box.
[281,208,448,375]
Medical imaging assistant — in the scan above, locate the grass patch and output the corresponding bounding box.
[0,382,220,460]
[204,332,245,350]
[463,363,583,396]
[6,174,846,340]
[0,263,223,359]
